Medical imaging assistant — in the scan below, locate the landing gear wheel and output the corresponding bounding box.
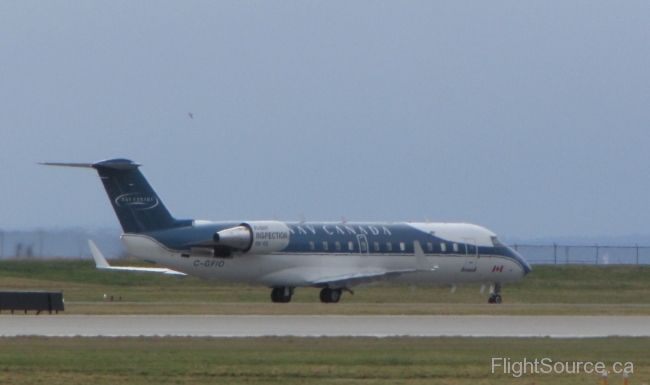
[319,288,329,303]
[271,287,280,303]
[329,289,341,303]
[271,287,292,303]
[487,283,502,304]
[319,288,342,303]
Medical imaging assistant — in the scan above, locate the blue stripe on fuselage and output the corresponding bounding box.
[139,221,529,272]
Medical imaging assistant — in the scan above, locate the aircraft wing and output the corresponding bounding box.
[309,268,419,288]
[88,240,187,277]
[263,241,438,288]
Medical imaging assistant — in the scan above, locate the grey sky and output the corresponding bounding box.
[1,1,649,239]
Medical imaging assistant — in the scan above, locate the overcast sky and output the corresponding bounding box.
[1,1,649,239]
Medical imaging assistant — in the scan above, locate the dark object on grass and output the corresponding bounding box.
[0,291,64,314]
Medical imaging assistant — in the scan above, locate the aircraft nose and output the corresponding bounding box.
[508,247,532,276]
[517,251,532,276]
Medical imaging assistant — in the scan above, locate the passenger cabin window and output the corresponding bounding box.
[309,241,315,251]
[386,243,393,251]
[335,241,341,251]
[399,242,406,251]
[322,241,328,251]
[440,243,446,252]
[348,241,354,251]
[374,242,380,252]
[453,243,459,252]
[427,242,433,252]
[360,241,367,252]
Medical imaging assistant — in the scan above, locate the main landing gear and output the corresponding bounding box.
[319,288,342,303]
[269,287,348,303]
[488,283,502,304]
[271,286,293,303]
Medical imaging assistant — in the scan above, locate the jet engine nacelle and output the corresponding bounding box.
[213,221,291,254]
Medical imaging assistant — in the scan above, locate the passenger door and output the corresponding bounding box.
[357,235,369,256]
[462,238,477,272]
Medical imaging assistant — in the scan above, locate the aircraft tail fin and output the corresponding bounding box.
[42,159,191,233]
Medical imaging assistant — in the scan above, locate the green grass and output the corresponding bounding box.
[1,259,650,314]
[509,263,650,303]
[0,337,647,384]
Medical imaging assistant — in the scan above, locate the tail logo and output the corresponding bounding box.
[115,193,159,210]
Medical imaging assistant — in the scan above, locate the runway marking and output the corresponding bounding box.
[1,315,650,338]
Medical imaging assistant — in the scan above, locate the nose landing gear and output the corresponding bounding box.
[488,283,502,304]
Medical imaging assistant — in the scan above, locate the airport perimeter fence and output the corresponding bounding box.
[513,244,650,265]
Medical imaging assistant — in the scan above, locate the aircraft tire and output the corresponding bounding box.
[271,287,292,303]
[329,289,341,303]
[488,294,502,304]
[271,287,280,303]
[280,288,292,303]
[319,288,331,303]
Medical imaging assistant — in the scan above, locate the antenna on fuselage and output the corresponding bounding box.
[341,215,347,223]
[299,214,306,223]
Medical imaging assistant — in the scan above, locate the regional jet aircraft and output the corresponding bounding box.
[43,159,531,303]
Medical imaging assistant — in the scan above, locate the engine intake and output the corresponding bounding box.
[213,221,291,254]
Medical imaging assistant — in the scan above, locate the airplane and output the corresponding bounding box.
[42,158,531,304]
[88,239,186,276]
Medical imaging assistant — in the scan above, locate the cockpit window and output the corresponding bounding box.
[491,236,505,247]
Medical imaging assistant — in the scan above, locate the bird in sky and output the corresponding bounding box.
[188,113,193,119]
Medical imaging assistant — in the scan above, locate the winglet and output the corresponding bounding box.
[88,239,187,276]
[89,240,111,269]
[414,241,435,271]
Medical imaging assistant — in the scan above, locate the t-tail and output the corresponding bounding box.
[41,158,191,233]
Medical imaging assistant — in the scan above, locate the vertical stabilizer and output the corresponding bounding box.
[91,159,187,233]
[42,159,191,233]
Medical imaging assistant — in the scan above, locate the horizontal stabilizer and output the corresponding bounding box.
[39,162,94,168]
[40,159,142,170]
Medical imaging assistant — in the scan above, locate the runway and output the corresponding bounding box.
[1,315,650,337]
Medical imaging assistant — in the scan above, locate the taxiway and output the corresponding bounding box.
[1,315,649,338]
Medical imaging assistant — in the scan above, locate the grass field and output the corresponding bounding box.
[1,259,650,315]
[0,336,647,384]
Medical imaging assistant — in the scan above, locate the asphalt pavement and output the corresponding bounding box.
[1,315,649,337]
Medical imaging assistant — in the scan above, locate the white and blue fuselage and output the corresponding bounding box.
[123,220,530,288]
